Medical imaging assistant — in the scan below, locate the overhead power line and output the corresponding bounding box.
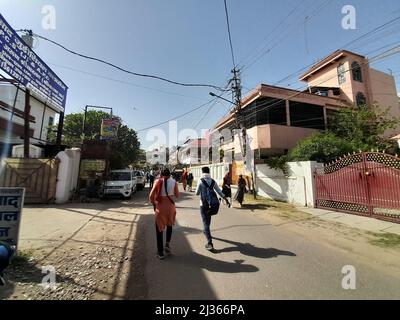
[193,99,220,130]
[133,19,400,135]
[48,62,207,101]
[274,16,400,87]
[236,0,309,68]
[136,98,219,132]
[239,0,335,74]
[237,46,400,124]
[224,0,236,67]
[136,75,234,133]
[340,16,400,50]
[19,31,226,92]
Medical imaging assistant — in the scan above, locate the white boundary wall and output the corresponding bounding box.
[55,148,81,204]
[256,161,322,207]
[190,163,228,186]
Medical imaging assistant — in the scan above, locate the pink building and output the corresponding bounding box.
[299,50,400,125]
[178,138,210,165]
[212,50,400,160]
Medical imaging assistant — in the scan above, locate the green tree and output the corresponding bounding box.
[62,110,140,169]
[290,104,399,163]
[289,132,355,163]
[109,125,141,169]
[63,111,120,145]
[329,105,399,151]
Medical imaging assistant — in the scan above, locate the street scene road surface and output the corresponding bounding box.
[1,1,400,304]
[2,185,399,300]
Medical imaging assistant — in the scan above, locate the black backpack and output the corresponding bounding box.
[201,179,220,216]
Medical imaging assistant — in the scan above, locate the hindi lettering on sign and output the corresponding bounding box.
[0,195,19,208]
[0,188,25,250]
[0,14,68,111]
[0,212,19,222]
[0,227,10,237]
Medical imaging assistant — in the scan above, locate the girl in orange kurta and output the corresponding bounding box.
[149,168,180,260]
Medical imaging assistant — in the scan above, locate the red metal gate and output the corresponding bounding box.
[314,152,400,223]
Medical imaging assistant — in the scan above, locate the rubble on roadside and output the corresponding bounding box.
[3,241,131,300]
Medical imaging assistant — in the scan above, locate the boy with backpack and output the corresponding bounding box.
[195,167,229,251]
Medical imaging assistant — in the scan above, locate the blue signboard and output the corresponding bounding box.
[0,14,68,112]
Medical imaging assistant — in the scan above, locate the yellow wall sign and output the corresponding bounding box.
[80,160,107,179]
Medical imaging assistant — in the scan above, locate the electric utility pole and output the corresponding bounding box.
[230,68,246,158]
[231,68,257,199]
[223,0,255,198]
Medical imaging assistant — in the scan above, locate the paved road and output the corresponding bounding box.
[131,187,400,300]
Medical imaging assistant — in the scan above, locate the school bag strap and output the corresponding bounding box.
[201,178,215,190]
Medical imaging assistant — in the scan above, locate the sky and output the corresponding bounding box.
[1,0,400,150]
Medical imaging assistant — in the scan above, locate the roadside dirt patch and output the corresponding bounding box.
[1,198,151,300]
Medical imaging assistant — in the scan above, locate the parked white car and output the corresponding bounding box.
[103,169,137,199]
[133,170,146,190]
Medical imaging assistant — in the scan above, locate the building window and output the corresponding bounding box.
[352,62,363,82]
[337,63,346,84]
[46,116,55,140]
[356,92,366,107]
[316,90,329,97]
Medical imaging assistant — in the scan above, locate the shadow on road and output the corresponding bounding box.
[123,214,220,299]
[172,251,259,273]
[123,208,262,299]
[212,237,297,259]
[236,203,276,212]
[120,213,150,300]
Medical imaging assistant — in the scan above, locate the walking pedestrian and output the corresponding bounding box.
[236,175,247,207]
[149,171,155,189]
[182,169,188,191]
[149,168,180,260]
[196,167,228,251]
[187,172,194,192]
[222,172,232,207]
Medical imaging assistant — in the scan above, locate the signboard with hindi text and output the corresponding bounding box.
[101,119,119,140]
[79,159,107,179]
[0,188,25,250]
[0,14,68,111]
